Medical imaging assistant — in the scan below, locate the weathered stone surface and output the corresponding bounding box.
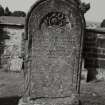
[1,28,24,72]
[21,0,84,104]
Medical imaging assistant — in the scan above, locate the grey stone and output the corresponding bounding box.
[20,0,85,104]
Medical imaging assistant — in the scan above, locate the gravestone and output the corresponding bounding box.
[19,0,85,105]
[84,29,105,81]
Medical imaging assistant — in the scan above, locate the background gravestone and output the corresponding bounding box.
[84,28,105,81]
[20,0,85,105]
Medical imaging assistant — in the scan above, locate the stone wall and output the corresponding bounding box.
[1,26,105,81]
[84,28,105,81]
[1,27,24,72]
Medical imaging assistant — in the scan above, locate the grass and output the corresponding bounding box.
[0,70,24,97]
[0,70,105,105]
[80,80,105,105]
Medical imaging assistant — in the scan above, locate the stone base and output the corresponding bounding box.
[18,95,80,105]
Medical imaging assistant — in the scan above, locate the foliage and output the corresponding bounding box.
[0,5,4,16]
[100,19,105,27]
[12,11,26,17]
[80,2,90,14]
[0,4,26,17]
[4,7,12,16]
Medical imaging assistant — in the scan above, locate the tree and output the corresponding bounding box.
[0,5,4,16]
[4,7,11,16]
[101,19,105,27]
[12,11,26,17]
[80,2,90,14]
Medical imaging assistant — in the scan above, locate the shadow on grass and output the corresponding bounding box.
[0,96,21,105]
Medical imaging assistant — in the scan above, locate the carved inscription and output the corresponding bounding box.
[38,12,73,58]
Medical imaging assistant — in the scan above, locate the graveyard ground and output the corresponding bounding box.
[80,80,105,105]
[0,70,105,105]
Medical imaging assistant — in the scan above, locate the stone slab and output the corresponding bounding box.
[24,0,84,101]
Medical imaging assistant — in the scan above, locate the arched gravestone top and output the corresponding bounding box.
[24,0,84,103]
[25,0,82,40]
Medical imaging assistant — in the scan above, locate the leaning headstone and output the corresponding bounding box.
[19,0,85,105]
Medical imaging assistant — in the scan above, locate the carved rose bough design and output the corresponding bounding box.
[39,12,69,28]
